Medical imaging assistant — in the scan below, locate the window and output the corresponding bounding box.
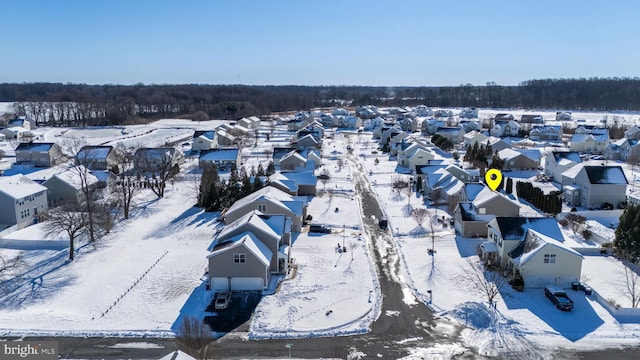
[544,254,556,264]
[257,204,267,212]
[233,253,246,264]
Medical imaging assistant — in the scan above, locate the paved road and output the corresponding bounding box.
[16,137,640,359]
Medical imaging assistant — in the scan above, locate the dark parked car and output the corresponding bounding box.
[545,286,574,311]
[378,218,388,230]
[309,224,332,234]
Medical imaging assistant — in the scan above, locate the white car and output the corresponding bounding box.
[214,291,232,310]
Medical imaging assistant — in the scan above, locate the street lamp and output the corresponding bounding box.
[342,224,346,249]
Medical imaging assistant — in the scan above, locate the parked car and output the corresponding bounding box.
[544,286,574,311]
[215,291,232,310]
[378,218,388,230]
[309,224,332,234]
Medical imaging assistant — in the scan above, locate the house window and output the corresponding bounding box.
[257,204,267,212]
[233,253,246,264]
[544,254,556,264]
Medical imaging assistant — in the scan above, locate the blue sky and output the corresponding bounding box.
[1,0,638,86]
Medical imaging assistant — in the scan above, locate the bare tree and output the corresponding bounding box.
[427,214,437,253]
[319,168,331,191]
[43,205,88,261]
[135,148,182,198]
[431,187,443,217]
[467,258,509,306]
[411,208,429,229]
[62,137,100,242]
[619,266,640,308]
[192,110,209,123]
[392,176,409,192]
[0,252,25,282]
[447,194,460,214]
[565,213,587,235]
[175,316,215,360]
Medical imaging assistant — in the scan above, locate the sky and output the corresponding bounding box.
[1,0,639,87]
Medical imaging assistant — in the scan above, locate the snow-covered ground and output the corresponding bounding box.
[1,115,640,358]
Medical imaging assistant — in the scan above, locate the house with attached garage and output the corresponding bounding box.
[435,126,465,144]
[561,165,628,209]
[453,185,521,237]
[198,147,241,170]
[208,210,291,291]
[605,138,640,161]
[222,185,308,232]
[528,125,562,141]
[134,147,184,174]
[269,167,317,196]
[570,126,610,153]
[15,142,66,167]
[295,134,321,151]
[496,148,541,170]
[483,217,583,289]
[544,151,582,182]
[463,130,488,149]
[0,174,48,230]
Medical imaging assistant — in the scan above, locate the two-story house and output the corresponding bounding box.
[561,165,628,209]
[15,142,65,167]
[544,151,582,182]
[0,174,48,230]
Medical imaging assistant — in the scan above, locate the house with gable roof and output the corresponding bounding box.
[15,142,66,167]
[561,165,628,209]
[544,151,582,182]
[624,125,640,140]
[0,174,48,230]
[270,167,317,196]
[198,147,241,170]
[208,210,291,291]
[397,140,432,168]
[192,130,219,152]
[421,119,447,136]
[76,145,123,171]
[8,116,36,130]
[453,185,521,237]
[279,150,307,171]
[222,185,307,232]
[570,126,610,153]
[434,126,465,144]
[528,125,562,141]
[605,138,640,161]
[296,134,321,150]
[496,148,541,170]
[463,130,488,149]
[483,217,583,288]
[42,166,99,207]
[490,120,521,138]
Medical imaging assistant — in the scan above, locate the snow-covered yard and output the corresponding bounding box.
[1,117,640,357]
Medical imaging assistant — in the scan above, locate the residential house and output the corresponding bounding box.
[421,119,447,136]
[494,113,515,122]
[0,174,48,230]
[42,166,99,207]
[198,147,241,170]
[238,116,261,129]
[397,116,419,133]
[490,120,521,138]
[215,128,237,146]
[433,109,453,118]
[208,211,290,291]
[339,115,360,129]
[453,185,521,237]
[624,125,640,140]
[555,111,573,121]
[415,163,447,193]
[270,167,317,196]
[133,147,183,174]
[192,130,219,152]
[496,148,541,170]
[459,108,478,119]
[481,137,510,154]
[459,119,480,133]
[414,105,433,117]
[520,114,544,124]
[389,132,411,156]
[528,125,562,141]
[397,140,432,168]
[484,217,583,288]
[8,116,36,130]
[561,165,628,209]
[280,150,307,171]
[544,151,582,182]
[15,142,65,167]
[296,122,324,140]
[76,145,123,171]
[606,138,640,162]
[434,127,465,145]
[296,134,321,150]
[379,126,402,148]
[463,131,488,149]
[570,126,610,153]
[223,185,307,232]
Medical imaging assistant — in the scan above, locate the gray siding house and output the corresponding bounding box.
[0,174,48,230]
[15,142,65,167]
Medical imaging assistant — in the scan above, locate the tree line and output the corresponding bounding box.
[2,77,640,126]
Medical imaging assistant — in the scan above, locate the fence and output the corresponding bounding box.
[588,286,640,321]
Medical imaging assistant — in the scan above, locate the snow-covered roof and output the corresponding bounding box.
[159,350,197,360]
[515,229,583,267]
[561,163,584,180]
[0,174,48,199]
[217,210,283,248]
[273,170,317,186]
[77,145,112,160]
[15,142,55,152]
[49,167,99,189]
[494,217,564,242]
[199,148,239,162]
[584,165,628,184]
[208,231,273,267]
[226,186,304,217]
[463,183,486,201]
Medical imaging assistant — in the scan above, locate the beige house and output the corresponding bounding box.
[496,148,541,170]
[222,185,307,232]
[192,130,219,152]
[15,142,66,167]
[76,145,123,171]
[454,186,521,237]
[463,131,488,148]
[484,217,583,289]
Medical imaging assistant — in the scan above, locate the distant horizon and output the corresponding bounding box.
[1,1,639,86]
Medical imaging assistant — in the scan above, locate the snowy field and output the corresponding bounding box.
[0,112,640,358]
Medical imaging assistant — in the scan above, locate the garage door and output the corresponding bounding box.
[211,278,229,291]
[231,277,264,291]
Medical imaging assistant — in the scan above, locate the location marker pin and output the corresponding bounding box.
[485,168,503,191]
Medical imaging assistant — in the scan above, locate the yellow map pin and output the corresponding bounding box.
[485,168,503,191]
